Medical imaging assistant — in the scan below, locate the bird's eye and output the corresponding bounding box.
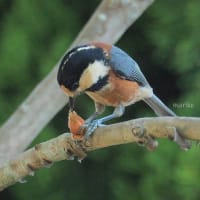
[72,82,79,90]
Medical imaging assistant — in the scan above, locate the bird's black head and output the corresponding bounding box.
[57,44,108,96]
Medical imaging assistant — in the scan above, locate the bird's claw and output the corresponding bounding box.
[81,120,105,138]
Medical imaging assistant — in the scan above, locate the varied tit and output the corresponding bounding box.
[57,42,189,149]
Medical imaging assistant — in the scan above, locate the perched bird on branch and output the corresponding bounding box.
[57,42,190,149]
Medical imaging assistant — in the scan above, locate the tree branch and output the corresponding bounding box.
[0,0,154,164]
[0,117,199,191]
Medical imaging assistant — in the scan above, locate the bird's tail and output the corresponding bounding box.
[143,94,175,116]
[143,94,191,150]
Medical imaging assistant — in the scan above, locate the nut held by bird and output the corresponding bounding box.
[68,110,85,140]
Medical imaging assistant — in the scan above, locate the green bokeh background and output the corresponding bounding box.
[0,0,200,199]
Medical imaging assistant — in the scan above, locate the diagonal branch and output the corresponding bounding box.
[0,0,154,164]
[0,116,199,191]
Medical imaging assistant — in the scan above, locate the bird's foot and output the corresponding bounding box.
[81,119,105,138]
[68,110,105,140]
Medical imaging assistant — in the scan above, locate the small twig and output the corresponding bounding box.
[0,116,199,191]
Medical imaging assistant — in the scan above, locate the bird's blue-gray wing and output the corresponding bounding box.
[109,46,149,87]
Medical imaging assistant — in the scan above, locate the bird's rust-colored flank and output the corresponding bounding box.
[86,71,140,107]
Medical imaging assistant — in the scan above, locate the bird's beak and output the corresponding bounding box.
[69,97,75,112]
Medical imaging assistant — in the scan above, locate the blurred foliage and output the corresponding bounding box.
[0,0,200,199]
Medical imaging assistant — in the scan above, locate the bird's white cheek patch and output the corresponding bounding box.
[79,60,109,90]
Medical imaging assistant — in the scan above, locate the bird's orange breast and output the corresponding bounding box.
[86,71,140,107]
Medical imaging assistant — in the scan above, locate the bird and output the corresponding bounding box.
[57,41,190,149]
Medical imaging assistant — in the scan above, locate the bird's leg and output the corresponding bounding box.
[84,103,105,124]
[95,104,125,123]
[77,103,105,136]
[84,104,125,138]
